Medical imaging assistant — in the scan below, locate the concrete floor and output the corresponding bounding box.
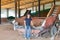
[0,23,60,40]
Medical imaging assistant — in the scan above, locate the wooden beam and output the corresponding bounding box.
[43,4,45,11]
[38,0,40,17]
[32,2,34,11]
[54,0,56,5]
[35,6,37,11]
[15,0,17,18]
[0,0,1,24]
[18,0,21,18]
[1,1,14,6]
[2,0,60,9]
[6,8,9,18]
[2,1,52,8]
[2,0,37,6]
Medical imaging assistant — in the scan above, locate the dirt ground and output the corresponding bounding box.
[0,23,60,40]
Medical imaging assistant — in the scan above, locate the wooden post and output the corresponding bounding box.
[35,6,37,12]
[43,4,45,11]
[0,0,1,24]
[26,8,27,10]
[32,2,34,11]
[15,0,17,18]
[18,0,21,18]
[51,3,53,7]
[38,0,40,17]
[54,0,56,5]
[7,8,9,18]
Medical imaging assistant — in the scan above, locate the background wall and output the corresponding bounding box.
[1,9,7,18]
[1,1,60,18]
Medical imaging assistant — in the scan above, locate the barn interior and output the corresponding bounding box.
[0,0,60,40]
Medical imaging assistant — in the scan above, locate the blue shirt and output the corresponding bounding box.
[25,18,32,26]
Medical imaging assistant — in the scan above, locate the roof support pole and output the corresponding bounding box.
[35,6,37,12]
[26,8,27,10]
[0,0,1,24]
[43,4,45,11]
[15,0,17,18]
[54,0,56,5]
[38,0,40,17]
[18,0,21,18]
[32,2,34,11]
[7,8,9,18]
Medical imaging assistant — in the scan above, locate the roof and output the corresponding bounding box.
[1,0,60,9]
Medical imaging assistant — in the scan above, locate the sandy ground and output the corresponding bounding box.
[0,23,60,40]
